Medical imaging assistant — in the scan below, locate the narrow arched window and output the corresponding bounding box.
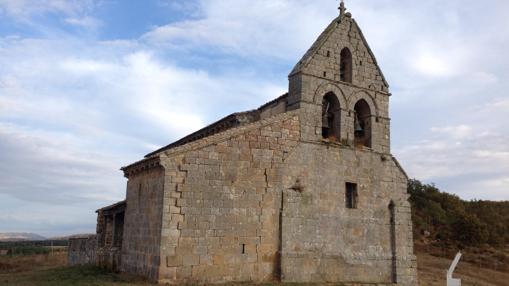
[354,99,372,147]
[389,201,397,283]
[321,92,341,140]
[340,47,352,83]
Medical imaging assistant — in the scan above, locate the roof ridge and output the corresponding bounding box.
[161,111,298,158]
[145,93,290,158]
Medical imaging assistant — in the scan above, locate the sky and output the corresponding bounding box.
[0,0,508,237]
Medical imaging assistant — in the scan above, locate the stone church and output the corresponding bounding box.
[71,2,418,285]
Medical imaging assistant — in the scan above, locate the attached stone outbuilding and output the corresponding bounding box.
[96,200,126,271]
[68,201,126,269]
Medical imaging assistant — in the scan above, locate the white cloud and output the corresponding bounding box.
[411,51,459,78]
[0,0,95,21]
[142,0,335,59]
[0,32,286,234]
[64,16,101,29]
[431,125,472,140]
[451,177,509,202]
[0,194,97,237]
[486,98,509,111]
[0,122,123,203]
[396,119,509,200]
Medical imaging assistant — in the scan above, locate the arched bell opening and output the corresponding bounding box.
[354,99,372,148]
[321,92,341,141]
[340,47,353,83]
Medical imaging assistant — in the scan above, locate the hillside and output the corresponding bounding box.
[409,179,509,273]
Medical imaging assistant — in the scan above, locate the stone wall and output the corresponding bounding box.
[121,167,165,280]
[68,235,97,266]
[280,142,416,284]
[156,112,300,283]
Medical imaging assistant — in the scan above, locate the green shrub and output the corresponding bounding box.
[409,179,509,248]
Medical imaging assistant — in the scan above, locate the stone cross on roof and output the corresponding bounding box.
[339,0,346,17]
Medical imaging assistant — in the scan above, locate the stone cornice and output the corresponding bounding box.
[121,156,162,178]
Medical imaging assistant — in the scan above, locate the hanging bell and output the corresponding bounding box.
[354,114,364,134]
[322,101,331,128]
[322,114,330,128]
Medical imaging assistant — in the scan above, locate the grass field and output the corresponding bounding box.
[0,251,507,285]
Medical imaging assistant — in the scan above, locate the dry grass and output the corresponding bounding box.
[0,252,67,273]
[0,252,151,286]
[417,251,509,286]
[0,250,508,285]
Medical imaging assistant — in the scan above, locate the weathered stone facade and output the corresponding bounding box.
[93,5,418,285]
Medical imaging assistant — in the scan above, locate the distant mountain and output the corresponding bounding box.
[0,232,47,242]
[48,234,95,240]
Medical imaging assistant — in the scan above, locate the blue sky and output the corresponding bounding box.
[0,0,508,236]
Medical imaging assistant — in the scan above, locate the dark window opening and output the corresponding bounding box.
[340,47,353,83]
[138,183,142,204]
[389,201,397,283]
[346,183,358,209]
[321,92,341,141]
[354,99,372,148]
[113,212,125,248]
[241,243,246,254]
[98,213,106,247]
[323,71,327,77]
[104,215,114,247]
[326,50,331,57]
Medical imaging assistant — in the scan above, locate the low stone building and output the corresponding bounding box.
[77,3,418,285]
[68,235,97,266]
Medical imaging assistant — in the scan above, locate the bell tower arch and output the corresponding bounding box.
[287,1,390,153]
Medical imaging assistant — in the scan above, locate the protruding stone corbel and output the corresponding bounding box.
[289,178,304,193]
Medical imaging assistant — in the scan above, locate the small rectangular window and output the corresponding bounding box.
[345,183,358,209]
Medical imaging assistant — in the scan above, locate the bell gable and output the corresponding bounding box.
[289,13,389,92]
